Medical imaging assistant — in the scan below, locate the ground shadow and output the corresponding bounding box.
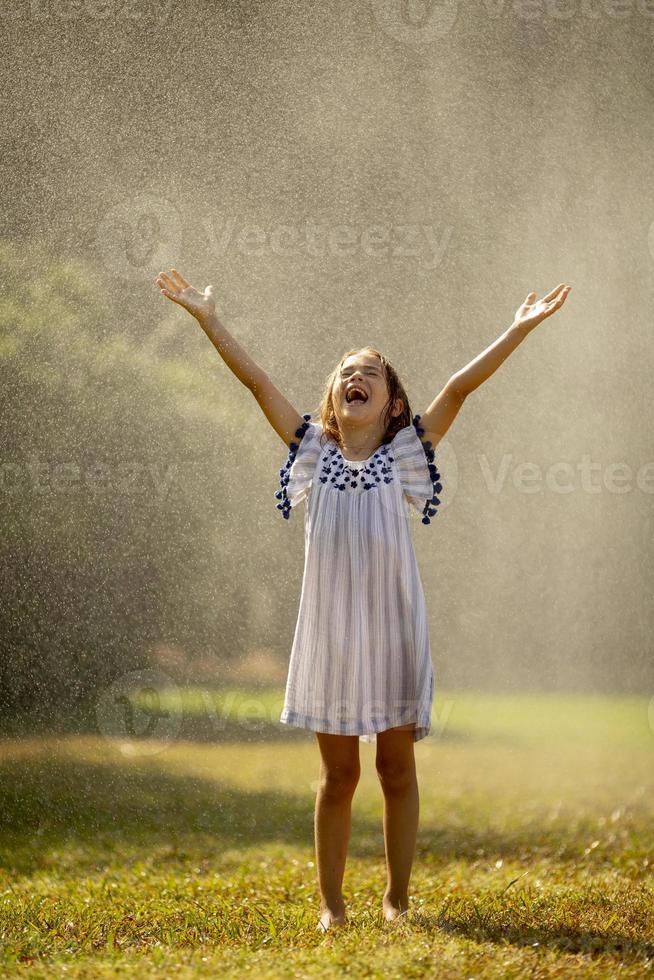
[0,752,323,874]
[411,909,654,964]
[2,747,650,879]
[2,751,650,972]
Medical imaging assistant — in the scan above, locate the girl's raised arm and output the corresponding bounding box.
[417,283,572,448]
[155,268,305,447]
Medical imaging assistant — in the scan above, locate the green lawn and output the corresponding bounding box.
[1,691,653,977]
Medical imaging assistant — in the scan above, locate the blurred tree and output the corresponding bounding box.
[0,239,289,725]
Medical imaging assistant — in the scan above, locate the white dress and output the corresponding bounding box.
[275,413,443,743]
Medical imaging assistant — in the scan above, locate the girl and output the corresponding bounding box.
[155,269,571,931]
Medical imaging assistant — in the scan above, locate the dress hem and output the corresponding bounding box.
[279,710,432,743]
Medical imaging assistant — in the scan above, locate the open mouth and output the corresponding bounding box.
[345,386,368,404]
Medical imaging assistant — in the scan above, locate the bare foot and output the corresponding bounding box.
[382,894,409,923]
[317,906,347,932]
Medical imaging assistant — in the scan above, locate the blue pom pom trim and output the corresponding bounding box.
[275,413,312,520]
[412,414,443,525]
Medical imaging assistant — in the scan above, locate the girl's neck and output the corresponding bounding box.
[337,428,386,461]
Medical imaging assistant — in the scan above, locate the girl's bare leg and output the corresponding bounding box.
[375,724,418,921]
[314,732,360,931]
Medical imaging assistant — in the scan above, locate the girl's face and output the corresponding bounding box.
[334,354,391,424]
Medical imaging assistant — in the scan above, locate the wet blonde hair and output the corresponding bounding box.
[314,346,412,450]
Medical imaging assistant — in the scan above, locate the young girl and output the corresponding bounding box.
[155,269,571,931]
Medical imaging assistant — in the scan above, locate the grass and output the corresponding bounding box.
[0,690,653,977]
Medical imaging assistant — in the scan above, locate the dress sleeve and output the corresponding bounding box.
[392,414,443,525]
[275,413,323,519]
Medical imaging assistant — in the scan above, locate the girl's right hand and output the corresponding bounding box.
[154,268,216,323]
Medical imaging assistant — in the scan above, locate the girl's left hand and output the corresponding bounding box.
[513,283,572,334]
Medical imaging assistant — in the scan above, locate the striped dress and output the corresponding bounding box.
[275,413,443,743]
